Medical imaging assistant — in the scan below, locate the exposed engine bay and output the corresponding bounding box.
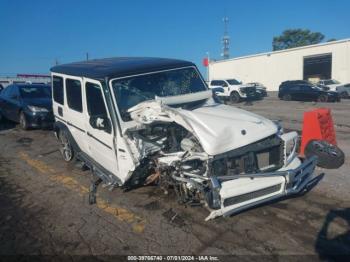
[118,100,316,220]
[124,123,210,206]
[124,114,291,216]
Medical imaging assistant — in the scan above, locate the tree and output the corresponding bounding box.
[272,29,325,51]
[327,38,337,42]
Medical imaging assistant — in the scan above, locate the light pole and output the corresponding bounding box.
[206,52,210,82]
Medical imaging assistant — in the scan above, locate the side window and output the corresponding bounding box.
[7,86,18,99]
[301,85,311,91]
[86,82,107,117]
[211,80,227,87]
[289,86,299,91]
[53,76,64,104]
[221,81,228,87]
[66,78,83,112]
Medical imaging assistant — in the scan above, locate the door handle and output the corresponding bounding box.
[58,107,63,117]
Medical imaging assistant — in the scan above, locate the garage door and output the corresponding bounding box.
[303,53,332,81]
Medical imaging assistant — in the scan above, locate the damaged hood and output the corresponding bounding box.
[128,100,278,156]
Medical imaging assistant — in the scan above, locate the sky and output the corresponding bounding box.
[0,0,349,76]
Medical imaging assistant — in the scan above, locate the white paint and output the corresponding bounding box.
[128,99,278,156]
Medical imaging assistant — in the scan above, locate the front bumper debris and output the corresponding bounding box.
[205,156,318,220]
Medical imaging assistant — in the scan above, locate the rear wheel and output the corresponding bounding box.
[340,92,348,99]
[305,140,344,169]
[283,94,292,101]
[19,111,28,130]
[59,130,75,162]
[318,95,328,102]
[230,92,240,103]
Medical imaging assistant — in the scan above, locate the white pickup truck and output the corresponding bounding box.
[209,79,257,103]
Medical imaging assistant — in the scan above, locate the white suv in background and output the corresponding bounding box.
[209,79,257,103]
[318,79,349,98]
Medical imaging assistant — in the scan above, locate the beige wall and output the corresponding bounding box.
[209,39,350,91]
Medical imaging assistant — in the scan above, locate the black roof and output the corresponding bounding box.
[50,57,195,80]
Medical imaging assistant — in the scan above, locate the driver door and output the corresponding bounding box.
[84,79,118,175]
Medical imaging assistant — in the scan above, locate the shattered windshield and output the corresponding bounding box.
[111,67,207,121]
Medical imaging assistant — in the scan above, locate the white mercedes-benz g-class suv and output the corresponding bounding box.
[209,79,257,103]
[51,57,317,220]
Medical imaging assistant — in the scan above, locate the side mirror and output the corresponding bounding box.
[89,115,111,133]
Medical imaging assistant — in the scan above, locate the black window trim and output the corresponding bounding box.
[52,75,65,105]
[65,77,83,113]
[85,80,113,134]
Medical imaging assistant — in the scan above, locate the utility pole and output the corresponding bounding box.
[86,52,89,61]
[206,52,210,82]
[221,17,230,60]
[54,58,59,65]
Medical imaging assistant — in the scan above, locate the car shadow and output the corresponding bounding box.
[0,119,17,132]
[315,208,350,260]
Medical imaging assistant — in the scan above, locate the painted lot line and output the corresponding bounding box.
[18,151,146,233]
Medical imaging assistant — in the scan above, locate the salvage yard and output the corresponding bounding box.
[0,95,349,259]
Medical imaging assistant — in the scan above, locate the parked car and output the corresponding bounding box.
[278,82,340,102]
[343,83,350,98]
[0,83,53,129]
[209,79,257,103]
[247,82,267,97]
[317,79,349,98]
[51,57,317,220]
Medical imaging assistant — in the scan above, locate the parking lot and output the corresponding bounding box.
[0,95,349,259]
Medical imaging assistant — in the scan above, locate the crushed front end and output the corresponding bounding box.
[204,132,317,220]
[124,100,318,220]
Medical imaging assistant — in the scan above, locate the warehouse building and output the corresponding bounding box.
[208,38,350,91]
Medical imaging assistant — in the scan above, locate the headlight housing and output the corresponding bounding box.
[27,105,49,113]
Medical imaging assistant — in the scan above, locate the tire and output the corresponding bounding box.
[318,95,328,103]
[59,130,75,162]
[283,94,292,101]
[230,92,240,103]
[305,140,344,169]
[340,92,348,99]
[19,111,29,130]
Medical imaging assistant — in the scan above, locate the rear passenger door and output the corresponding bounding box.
[84,79,118,175]
[64,76,89,153]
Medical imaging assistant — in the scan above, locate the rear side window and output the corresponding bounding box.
[290,86,300,91]
[53,76,64,104]
[86,82,107,117]
[66,79,83,112]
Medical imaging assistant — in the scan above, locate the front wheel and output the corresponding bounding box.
[318,95,328,102]
[59,130,75,162]
[19,111,28,130]
[340,92,348,99]
[283,94,292,101]
[230,92,240,103]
